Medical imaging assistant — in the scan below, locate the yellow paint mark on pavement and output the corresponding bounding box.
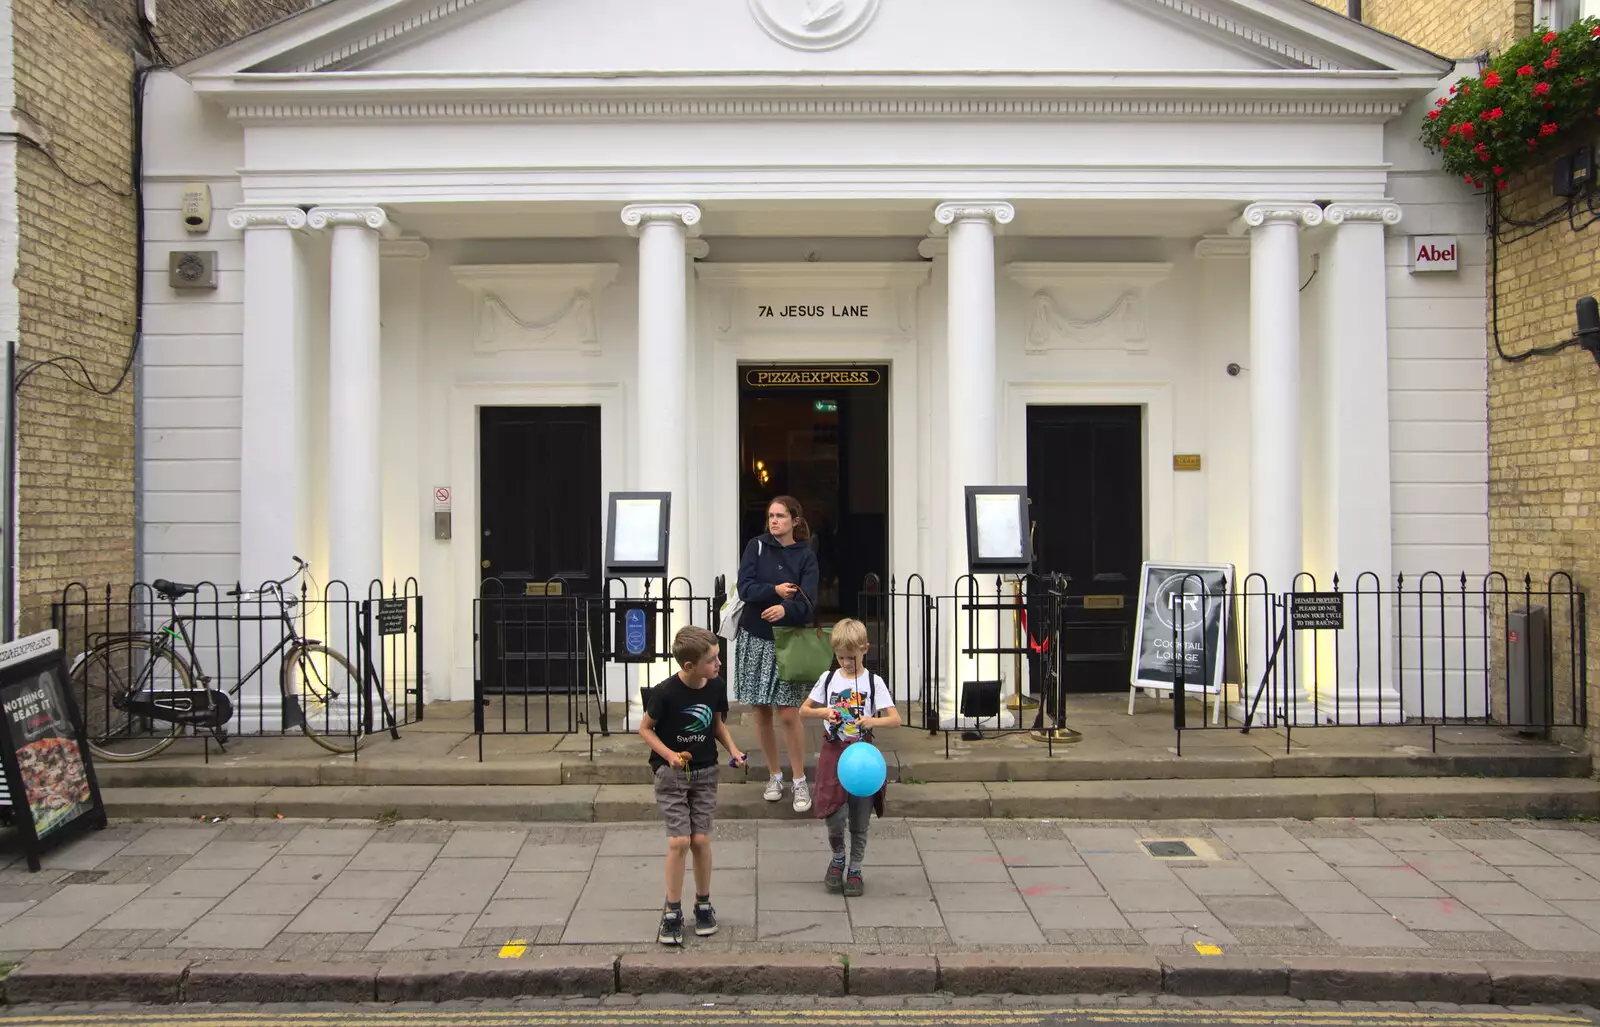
[497,938,528,958]
[1192,942,1223,955]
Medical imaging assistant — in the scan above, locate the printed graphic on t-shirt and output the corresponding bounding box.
[827,689,869,743]
[677,704,714,746]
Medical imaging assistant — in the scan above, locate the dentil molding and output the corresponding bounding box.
[227,206,307,231]
[1005,262,1172,355]
[747,0,883,52]
[621,204,703,236]
[451,263,620,356]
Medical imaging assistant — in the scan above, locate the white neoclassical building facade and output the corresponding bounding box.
[140,0,1485,716]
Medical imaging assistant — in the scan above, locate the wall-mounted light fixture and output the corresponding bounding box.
[1576,296,1600,369]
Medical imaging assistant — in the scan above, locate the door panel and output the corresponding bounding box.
[479,406,601,694]
[1026,405,1143,693]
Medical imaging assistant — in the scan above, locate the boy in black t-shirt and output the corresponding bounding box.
[639,625,748,946]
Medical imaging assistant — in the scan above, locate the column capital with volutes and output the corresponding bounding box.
[1234,202,1324,234]
[307,205,397,237]
[621,203,702,236]
[932,201,1015,232]
[228,206,308,231]
[1322,201,1404,227]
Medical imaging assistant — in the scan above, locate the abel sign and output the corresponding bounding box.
[1410,236,1459,273]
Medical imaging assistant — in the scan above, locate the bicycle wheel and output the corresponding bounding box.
[281,643,365,755]
[70,639,189,761]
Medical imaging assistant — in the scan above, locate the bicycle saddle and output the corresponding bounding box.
[151,579,198,601]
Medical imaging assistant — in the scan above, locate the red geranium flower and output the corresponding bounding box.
[1550,48,1561,58]
[1460,122,1476,137]
[1535,81,1552,95]
[1436,96,1450,107]
[1576,77,1588,86]
[1493,166,1504,175]
[1592,24,1599,37]
[1544,57,1559,70]
[1483,70,1503,88]
[1544,31,1558,43]
[1483,107,1504,120]
[1429,109,1441,120]
[1541,122,1560,135]
[1517,65,1534,76]
[1497,180,1509,191]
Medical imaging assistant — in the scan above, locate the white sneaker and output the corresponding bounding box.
[763,774,784,802]
[792,778,812,813]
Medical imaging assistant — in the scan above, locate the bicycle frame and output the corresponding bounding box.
[155,584,308,698]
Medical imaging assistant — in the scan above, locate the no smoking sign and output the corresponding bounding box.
[433,486,452,511]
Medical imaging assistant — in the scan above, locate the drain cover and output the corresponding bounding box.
[1141,840,1197,859]
[57,870,108,885]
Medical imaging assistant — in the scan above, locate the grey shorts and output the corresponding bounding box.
[654,764,719,838]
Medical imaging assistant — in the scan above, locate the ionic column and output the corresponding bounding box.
[1239,203,1323,595]
[621,203,701,580]
[229,206,310,590]
[935,201,1013,582]
[308,205,391,592]
[933,201,1013,731]
[1318,202,1404,722]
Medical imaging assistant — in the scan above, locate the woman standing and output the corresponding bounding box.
[735,496,821,812]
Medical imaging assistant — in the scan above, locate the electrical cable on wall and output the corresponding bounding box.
[1488,184,1597,363]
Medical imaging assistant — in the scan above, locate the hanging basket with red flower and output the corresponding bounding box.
[1422,18,1600,190]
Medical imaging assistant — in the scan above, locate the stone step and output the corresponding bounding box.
[101,775,1600,824]
[91,748,1593,789]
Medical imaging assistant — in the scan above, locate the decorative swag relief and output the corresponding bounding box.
[450,264,620,355]
[1005,262,1173,355]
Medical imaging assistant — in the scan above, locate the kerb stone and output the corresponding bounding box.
[182,961,378,1003]
[937,953,1161,996]
[847,955,937,995]
[1161,954,1289,997]
[6,959,188,1005]
[1486,960,1600,1006]
[618,952,843,995]
[1284,956,1490,1002]
[376,955,616,1000]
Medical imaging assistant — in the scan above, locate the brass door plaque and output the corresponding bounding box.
[524,582,565,597]
[1173,454,1202,472]
[1084,595,1125,610]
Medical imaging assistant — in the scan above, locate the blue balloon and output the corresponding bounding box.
[837,741,886,797]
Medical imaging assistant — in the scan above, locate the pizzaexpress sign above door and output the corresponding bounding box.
[744,368,883,388]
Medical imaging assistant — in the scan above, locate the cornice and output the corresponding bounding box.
[695,262,931,290]
[1146,0,1339,71]
[1193,236,1251,260]
[1322,201,1403,227]
[227,206,307,231]
[381,238,432,260]
[307,205,399,237]
[620,203,703,237]
[1234,202,1324,234]
[220,97,1411,124]
[291,0,492,73]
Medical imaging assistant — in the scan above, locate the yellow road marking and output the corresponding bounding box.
[1192,942,1224,955]
[497,939,528,958]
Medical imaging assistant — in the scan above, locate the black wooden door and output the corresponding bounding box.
[1026,405,1143,693]
[479,406,601,693]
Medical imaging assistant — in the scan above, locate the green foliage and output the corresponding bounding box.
[1422,18,1600,188]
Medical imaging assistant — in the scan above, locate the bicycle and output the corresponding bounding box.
[68,557,400,761]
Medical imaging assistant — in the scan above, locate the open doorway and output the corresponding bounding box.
[737,365,890,621]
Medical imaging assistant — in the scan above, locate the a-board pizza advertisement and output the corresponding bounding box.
[0,630,107,870]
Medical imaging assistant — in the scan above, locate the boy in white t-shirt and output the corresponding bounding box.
[799,617,901,897]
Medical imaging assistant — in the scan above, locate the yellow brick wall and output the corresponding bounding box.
[1307,0,1531,56]
[1322,0,1600,754]
[9,0,309,634]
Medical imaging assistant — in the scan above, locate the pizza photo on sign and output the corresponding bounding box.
[17,735,91,838]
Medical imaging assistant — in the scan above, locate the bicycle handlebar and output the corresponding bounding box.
[227,557,310,599]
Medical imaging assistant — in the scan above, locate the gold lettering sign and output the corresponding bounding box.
[744,368,883,388]
[1084,595,1125,610]
[524,582,565,596]
[1173,454,1202,472]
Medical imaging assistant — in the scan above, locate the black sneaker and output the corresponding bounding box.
[824,860,845,893]
[658,908,684,946]
[694,900,718,937]
[843,869,864,897]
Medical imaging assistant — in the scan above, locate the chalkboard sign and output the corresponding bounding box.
[1291,592,1345,631]
[1130,562,1236,699]
[0,631,107,871]
[377,598,408,637]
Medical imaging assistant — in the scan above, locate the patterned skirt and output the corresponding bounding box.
[733,630,809,708]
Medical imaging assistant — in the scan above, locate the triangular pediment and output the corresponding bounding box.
[187,0,1450,81]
